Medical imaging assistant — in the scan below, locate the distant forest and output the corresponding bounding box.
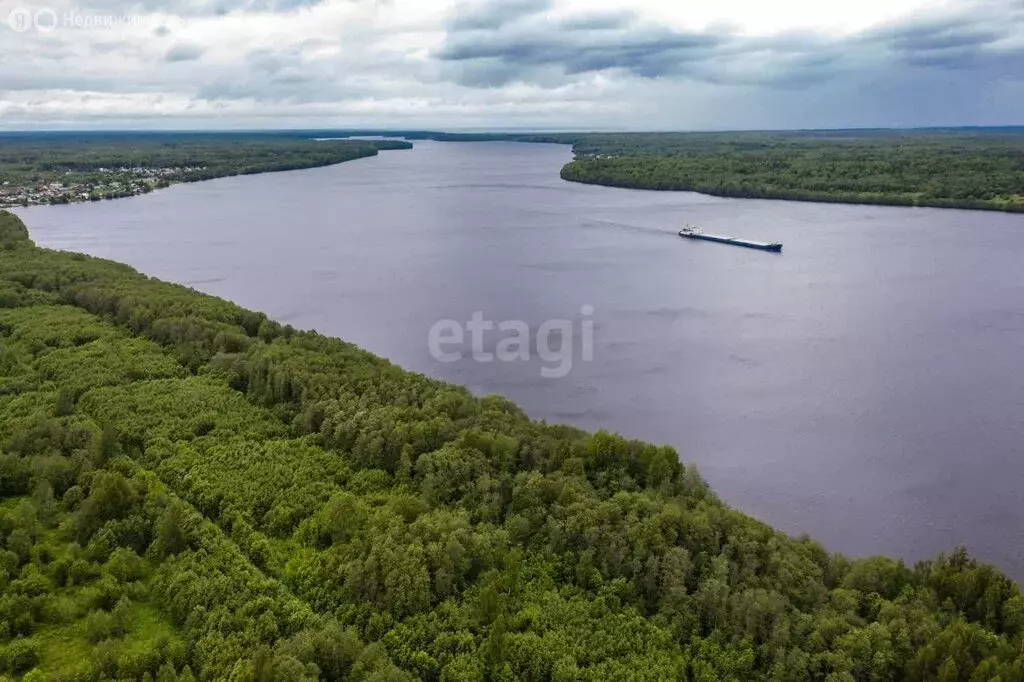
[403,129,1024,212]
[6,128,1024,211]
[0,134,411,205]
[557,132,1024,212]
[0,135,412,181]
[2,209,1023,680]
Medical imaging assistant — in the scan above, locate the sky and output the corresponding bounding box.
[0,0,1022,130]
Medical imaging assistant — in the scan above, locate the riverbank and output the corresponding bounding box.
[560,155,1024,213]
[16,139,1024,581]
[3,208,1023,679]
[0,134,411,208]
[6,128,1023,213]
[414,130,1024,213]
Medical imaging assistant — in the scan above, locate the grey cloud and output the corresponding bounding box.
[859,8,1024,77]
[226,0,325,12]
[908,47,1024,75]
[868,17,1006,53]
[165,43,205,62]
[0,71,177,92]
[439,27,724,83]
[903,47,983,70]
[74,0,328,18]
[436,0,1024,88]
[194,47,379,103]
[90,41,131,55]
[558,12,636,31]
[246,48,299,73]
[437,3,828,86]
[195,76,365,103]
[449,0,550,31]
[440,60,568,88]
[4,0,1024,131]
[271,72,312,85]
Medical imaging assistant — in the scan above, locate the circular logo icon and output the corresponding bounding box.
[33,6,57,31]
[6,6,33,32]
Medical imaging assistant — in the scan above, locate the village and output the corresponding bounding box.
[0,165,207,208]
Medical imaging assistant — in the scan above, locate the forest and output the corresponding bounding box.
[0,208,1022,680]
[553,131,1024,212]
[7,127,1023,211]
[0,134,411,206]
[385,128,1024,212]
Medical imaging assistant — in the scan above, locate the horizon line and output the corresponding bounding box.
[2,124,1024,136]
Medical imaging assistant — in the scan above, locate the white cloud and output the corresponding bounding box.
[0,0,1021,129]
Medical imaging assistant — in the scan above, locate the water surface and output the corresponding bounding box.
[17,141,1024,577]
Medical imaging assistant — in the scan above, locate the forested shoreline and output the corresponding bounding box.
[1,208,1022,680]
[407,130,1024,212]
[0,136,411,208]
[556,132,1024,212]
[6,128,1024,212]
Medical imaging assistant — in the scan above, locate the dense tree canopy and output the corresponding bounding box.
[405,129,1024,211]
[0,210,1021,680]
[555,131,1024,212]
[0,211,32,249]
[0,134,412,206]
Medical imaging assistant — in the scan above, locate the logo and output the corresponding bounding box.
[6,6,58,32]
[5,6,143,31]
[6,6,33,31]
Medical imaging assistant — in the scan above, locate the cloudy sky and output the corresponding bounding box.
[1,0,1022,130]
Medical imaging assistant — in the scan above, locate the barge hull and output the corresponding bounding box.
[680,232,782,252]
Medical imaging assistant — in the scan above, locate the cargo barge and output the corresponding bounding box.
[678,226,782,252]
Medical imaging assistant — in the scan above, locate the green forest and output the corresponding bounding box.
[381,128,1024,212]
[0,208,1022,680]
[0,134,411,206]
[7,128,1024,212]
[0,136,412,181]
[554,131,1024,212]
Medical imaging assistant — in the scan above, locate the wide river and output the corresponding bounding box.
[15,140,1024,578]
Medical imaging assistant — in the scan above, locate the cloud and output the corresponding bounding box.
[438,26,726,86]
[164,43,205,61]
[859,5,1024,76]
[432,0,1024,91]
[0,0,1022,130]
[72,0,331,18]
[882,22,1002,53]
[557,11,636,31]
[448,0,551,30]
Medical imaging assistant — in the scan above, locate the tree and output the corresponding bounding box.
[155,501,187,556]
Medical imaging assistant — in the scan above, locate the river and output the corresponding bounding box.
[15,140,1024,578]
